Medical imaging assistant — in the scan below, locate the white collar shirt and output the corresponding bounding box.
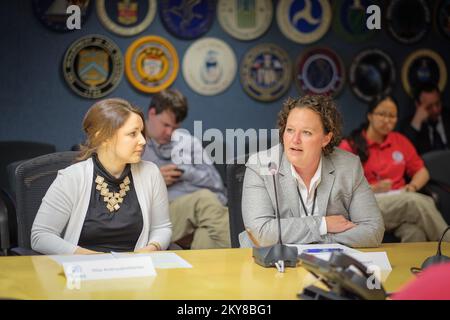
[290,157,327,235]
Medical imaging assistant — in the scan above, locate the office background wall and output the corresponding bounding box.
[0,0,449,151]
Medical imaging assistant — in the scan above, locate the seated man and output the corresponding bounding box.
[401,82,449,154]
[142,89,230,249]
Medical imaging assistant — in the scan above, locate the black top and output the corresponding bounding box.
[78,155,143,253]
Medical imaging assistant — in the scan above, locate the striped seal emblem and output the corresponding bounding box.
[63,34,123,98]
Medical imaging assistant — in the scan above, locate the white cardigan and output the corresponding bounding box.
[31,158,172,255]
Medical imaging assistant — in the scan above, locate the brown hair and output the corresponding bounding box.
[77,98,145,161]
[277,95,342,156]
[148,88,188,123]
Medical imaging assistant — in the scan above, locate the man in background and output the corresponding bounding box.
[402,82,449,154]
[142,89,230,249]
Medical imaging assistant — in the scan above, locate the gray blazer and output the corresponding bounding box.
[239,145,384,248]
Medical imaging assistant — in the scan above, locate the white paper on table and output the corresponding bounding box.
[62,255,156,282]
[347,251,392,282]
[299,251,392,282]
[111,252,193,269]
[287,243,362,255]
[50,252,192,269]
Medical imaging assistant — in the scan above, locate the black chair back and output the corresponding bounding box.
[0,188,17,254]
[14,151,78,249]
[226,162,247,248]
[0,141,56,195]
[202,135,276,189]
[422,150,450,186]
[422,150,450,224]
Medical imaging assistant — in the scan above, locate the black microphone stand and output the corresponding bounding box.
[253,170,298,271]
[421,226,450,270]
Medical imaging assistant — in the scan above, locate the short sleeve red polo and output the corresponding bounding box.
[339,132,424,190]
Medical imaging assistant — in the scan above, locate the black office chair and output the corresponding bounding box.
[0,188,17,255]
[0,141,56,195]
[224,137,277,248]
[226,161,247,248]
[201,139,228,188]
[11,151,78,255]
[0,196,7,256]
[202,135,276,189]
[383,151,450,242]
[422,150,450,224]
[0,141,56,254]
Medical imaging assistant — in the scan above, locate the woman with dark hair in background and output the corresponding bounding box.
[31,98,172,254]
[340,95,449,242]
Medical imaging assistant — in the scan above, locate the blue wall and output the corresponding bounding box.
[1,0,449,151]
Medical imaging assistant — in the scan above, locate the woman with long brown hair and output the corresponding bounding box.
[31,98,172,254]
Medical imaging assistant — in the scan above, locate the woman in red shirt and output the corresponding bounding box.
[340,95,448,242]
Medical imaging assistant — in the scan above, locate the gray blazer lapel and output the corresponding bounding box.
[317,155,335,217]
[278,152,301,217]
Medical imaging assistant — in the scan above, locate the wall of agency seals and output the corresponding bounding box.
[0,0,449,150]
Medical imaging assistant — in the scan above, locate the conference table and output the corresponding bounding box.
[0,242,447,300]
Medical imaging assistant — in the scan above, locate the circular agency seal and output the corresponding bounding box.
[349,49,396,102]
[332,0,378,43]
[294,47,345,97]
[240,43,292,102]
[435,0,450,39]
[159,0,215,39]
[401,49,448,97]
[276,0,332,44]
[386,0,431,44]
[96,0,157,37]
[125,36,179,93]
[182,38,237,96]
[63,34,124,99]
[217,0,273,41]
[33,0,93,32]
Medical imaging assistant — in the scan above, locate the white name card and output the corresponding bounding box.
[62,255,156,282]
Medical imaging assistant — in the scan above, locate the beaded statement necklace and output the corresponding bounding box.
[95,175,131,213]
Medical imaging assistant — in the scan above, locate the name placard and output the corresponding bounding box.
[63,256,156,282]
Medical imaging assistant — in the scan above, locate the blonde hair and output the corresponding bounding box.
[77,98,145,161]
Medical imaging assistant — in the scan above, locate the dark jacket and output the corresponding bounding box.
[401,109,450,155]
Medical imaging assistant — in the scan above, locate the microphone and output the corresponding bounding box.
[421,227,450,270]
[269,162,283,245]
[252,162,298,271]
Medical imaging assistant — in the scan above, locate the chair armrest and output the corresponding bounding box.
[10,247,41,256]
[0,197,10,254]
[420,184,440,205]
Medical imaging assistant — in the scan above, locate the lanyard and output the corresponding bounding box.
[296,186,317,217]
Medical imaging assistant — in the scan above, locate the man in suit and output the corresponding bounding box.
[239,95,384,248]
[402,83,449,154]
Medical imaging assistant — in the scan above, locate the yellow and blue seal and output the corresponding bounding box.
[125,36,179,93]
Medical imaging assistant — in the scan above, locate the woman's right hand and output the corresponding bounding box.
[74,247,100,255]
[371,179,393,193]
[325,215,356,233]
